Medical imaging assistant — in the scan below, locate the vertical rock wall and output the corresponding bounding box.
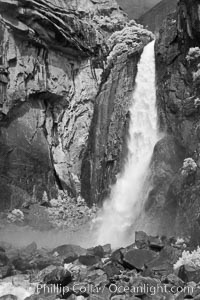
[0,0,152,209]
[146,0,200,242]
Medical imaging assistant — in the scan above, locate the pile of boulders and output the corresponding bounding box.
[1,231,200,300]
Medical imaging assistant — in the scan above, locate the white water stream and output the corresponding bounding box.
[97,40,159,248]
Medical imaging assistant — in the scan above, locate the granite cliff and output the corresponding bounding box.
[144,0,200,244]
[0,0,153,210]
[138,0,177,33]
[116,0,161,20]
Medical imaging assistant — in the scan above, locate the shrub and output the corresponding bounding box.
[181,158,197,176]
[174,247,200,270]
[186,47,200,62]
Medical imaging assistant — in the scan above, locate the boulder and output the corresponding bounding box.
[0,252,9,266]
[79,255,101,266]
[161,273,184,287]
[87,246,104,258]
[0,265,14,279]
[103,261,124,278]
[102,244,112,255]
[178,265,200,283]
[129,277,176,300]
[43,266,72,286]
[0,251,12,279]
[135,231,149,249]
[111,249,124,264]
[10,248,62,272]
[34,265,58,283]
[123,249,158,270]
[147,246,181,276]
[52,245,86,261]
[86,269,108,287]
[148,236,164,251]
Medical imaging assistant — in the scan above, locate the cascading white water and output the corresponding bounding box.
[96,40,159,248]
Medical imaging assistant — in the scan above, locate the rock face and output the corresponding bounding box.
[116,0,161,20]
[138,0,177,33]
[147,0,200,241]
[0,0,152,209]
[82,25,153,205]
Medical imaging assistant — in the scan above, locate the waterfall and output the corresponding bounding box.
[96,40,159,248]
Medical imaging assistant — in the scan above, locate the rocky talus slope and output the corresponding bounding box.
[1,231,200,300]
[143,0,200,244]
[0,0,153,210]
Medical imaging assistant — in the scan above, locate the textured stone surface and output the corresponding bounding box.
[82,24,153,205]
[147,0,200,239]
[0,0,153,210]
[138,0,177,33]
[116,0,161,20]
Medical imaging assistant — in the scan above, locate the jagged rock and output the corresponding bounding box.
[103,261,124,278]
[87,245,104,258]
[0,265,13,279]
[135,231,149,249]
[148,236,164,251]
[147,246,181,277]
[123,249,158,271]
[83,268,108,287]
[111,248,124,265]
[10,248,62,272]
[102,244,112,255]
[52,244,86,261]
[0,251,13,278]
[178,265,200,284]
[34,265,59,283]
[161,273,184,287]
[0,252,9,266]
[128,276,161,297]
[78,255,100,266]
[43,266,72,285]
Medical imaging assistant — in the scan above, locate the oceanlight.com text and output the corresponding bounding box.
[36,283,194,296]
